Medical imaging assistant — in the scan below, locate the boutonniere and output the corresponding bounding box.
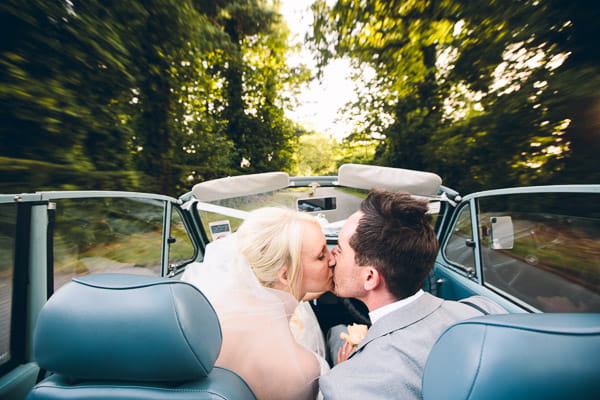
[340,323,368,347]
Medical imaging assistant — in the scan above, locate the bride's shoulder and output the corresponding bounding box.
[203,234,237,262]
[180,261,203,285]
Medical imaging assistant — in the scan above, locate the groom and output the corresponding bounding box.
[320,189,505,400]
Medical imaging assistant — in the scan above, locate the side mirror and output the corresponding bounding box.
[296,196,337,212]
[490,216,514,250]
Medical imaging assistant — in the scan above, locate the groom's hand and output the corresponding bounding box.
[336,340,354,364]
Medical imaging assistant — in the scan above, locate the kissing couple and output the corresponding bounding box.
[183,189,505,400]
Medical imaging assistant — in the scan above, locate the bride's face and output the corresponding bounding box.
[299,221,334,295]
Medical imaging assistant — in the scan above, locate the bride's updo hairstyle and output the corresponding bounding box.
[236,207,318,300]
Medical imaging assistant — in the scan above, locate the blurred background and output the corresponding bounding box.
[1,0,599,196]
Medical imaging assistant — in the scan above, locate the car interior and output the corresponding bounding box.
[1,164,599,400]
[25,274,600,400]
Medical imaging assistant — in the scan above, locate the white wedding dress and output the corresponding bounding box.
[181,234,330,400]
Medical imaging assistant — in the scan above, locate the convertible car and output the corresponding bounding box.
[1,163,599,399]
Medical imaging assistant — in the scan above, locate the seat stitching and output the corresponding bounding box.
[466,325,487,400]
[169,285,209,376]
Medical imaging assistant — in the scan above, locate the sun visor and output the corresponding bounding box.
[338,164,442,196]
[192,172,290,201]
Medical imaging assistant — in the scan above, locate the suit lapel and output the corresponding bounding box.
[348,293,444,359]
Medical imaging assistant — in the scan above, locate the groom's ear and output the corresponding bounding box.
[363,266,381,291]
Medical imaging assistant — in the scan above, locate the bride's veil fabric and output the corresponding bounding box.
[181,234,324,400]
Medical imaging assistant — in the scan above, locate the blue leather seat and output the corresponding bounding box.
[422,313,600,400]
[27,273,256,400]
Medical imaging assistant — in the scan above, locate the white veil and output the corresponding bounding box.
[182,234,326,400]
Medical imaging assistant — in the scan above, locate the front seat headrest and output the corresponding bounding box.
[422,313,600,400]
[33,273,222,382]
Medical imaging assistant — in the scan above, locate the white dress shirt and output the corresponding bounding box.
[368,289,425,324]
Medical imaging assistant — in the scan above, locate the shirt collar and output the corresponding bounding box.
[368,289,425,324]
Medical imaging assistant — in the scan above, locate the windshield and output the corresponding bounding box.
[190,165,445,243]
[196,185,369,243]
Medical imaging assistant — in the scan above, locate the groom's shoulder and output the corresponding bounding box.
[442,295,508,317]
[321,350,422,400]
[320,357,389,400]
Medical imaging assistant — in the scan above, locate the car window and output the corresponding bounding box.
[477,192,600,312]
[428,200,441,229]
[444,203,476,276]
[0,203,16,369]
[52,197,165,291]
[168,207,195,267]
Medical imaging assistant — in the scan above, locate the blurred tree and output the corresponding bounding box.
[311,0,600,192]
[214,0,305,173]
[0,0,140,191]
[446,0,600,188]
[1,0,305,194]
[311,0,453,172]
[66,0,141,174]
[129,0,211,194]
[292,131,338,176]
[336,136,378,168]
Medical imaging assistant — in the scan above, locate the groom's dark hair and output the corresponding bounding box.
[349,189,438,300]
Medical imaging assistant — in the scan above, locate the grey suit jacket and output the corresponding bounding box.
[319,293,506,400]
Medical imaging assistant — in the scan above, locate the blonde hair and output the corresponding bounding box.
[236,207,319,300]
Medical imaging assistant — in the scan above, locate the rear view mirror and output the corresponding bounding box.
[297,196,337,212]
[490,216,514,249]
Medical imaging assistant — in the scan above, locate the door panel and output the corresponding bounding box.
[0,364,39,400]
[477,192,600,312]
[435,186,600,313]
[1,191,199,400]
[0,201,35,400]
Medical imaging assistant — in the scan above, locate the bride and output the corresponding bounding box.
[182,207,334,400]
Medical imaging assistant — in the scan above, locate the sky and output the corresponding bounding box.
[279,0,357,139]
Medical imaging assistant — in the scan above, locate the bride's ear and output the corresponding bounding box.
[276,267,290,288]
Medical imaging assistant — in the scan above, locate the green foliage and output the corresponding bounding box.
[336,135,378,168]
[311,0,600,192]
[292,131,338,176]
[290,130,378,176]
[217,0,302,174]
[0,157,140,193]
[1,0,307,195]
[311,0,452,173]
[6,0,597,195]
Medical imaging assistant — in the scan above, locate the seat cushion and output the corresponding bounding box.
[422,313,600,400]
[27,367,256,400]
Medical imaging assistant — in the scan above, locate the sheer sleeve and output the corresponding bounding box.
[182,235,322,400]
[291,301,330,372]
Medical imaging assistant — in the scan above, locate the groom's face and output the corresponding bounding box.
[331,211,368,299]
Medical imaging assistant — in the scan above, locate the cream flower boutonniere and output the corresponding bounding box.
[340,323,368,347]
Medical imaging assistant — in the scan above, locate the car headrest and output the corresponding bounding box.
[33,273,222,382]
[422,313,600,400]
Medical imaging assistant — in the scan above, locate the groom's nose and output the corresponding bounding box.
[326,248,336,267]
[331,245,340,257]
[330,246,340,265]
